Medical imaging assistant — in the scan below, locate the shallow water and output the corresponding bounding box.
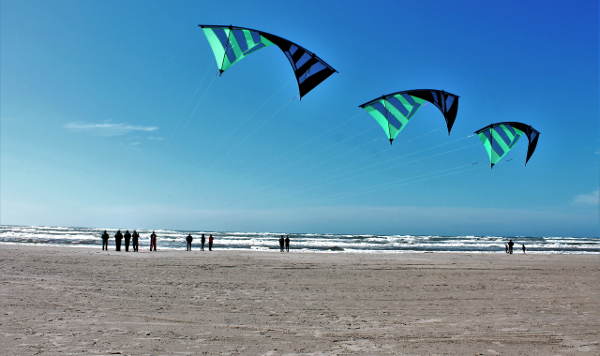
[1,225,599,254]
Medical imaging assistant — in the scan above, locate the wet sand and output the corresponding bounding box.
[0,245,598,355]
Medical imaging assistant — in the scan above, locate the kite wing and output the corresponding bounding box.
[358,89,459,144]
[199,25,337,98]
[474,122,540,167]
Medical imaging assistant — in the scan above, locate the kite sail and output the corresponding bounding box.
[474,122,540,168]
[199,24,337,99]
[359,89,459,144]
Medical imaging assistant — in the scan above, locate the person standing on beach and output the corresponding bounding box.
[186,234,193,251]
[132,230,139,252]
[505,243,509,254]
[201,234,206,251]
[115,230,123,251]
[285,235,290,252]
[522,244,526,254]
[150,231,157,251]
[208,234,214,251]
[508,239,514,254]
[101,230,109,250]
[279,236,285,252]
[124,230,131,252]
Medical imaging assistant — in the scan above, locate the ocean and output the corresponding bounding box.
[1,225,598,254]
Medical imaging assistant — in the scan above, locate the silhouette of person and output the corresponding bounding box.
[150,231,157,251]
[101,230,109,250]
[132,230,139,252]
[115,230,123,251]
[505,243,509,254]
[201,234,206,251]
[186,234,193,251]
[208,234,214,251]
[279,236,285,252]
[508,239,514,254]
[522,244,526,254]
[124,230,131,252]
[285,235,290,252]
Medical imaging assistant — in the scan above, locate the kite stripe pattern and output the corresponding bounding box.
[360,94,426,143]
[359,89,459,144]
[474,122,540,167]
[199,25,337,98]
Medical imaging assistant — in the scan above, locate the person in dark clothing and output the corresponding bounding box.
[101,230,109,250]
[279,236,285,252]
[284,235,290,252]
[132,230,139,252]
[186,234,193,251]
[208,234,214,251]
[150,231,157,251]
[201,234,206,251]
[522,244,526,254]
[115,230,123,251]
[508,239,514,254]
[124,230,131,252]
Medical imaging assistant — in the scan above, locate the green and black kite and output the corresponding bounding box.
[359,89,459,144]
[199,24,337,99]
[475,122,540,168]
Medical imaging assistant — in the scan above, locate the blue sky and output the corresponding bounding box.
[1,0,598,236]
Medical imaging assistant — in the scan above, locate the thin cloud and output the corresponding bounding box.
[573,189,600,206]
[64,122,158,136]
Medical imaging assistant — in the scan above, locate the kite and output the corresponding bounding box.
[359,89,459,144]
[199,24,337,99]
[474,122,540,168]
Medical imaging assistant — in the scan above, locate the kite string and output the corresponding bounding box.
[228,134,477,209]
[204,87,295,172]
[241,128,450,204]
[166,72,218,142]
[318,164,479,203]
[269,140,474,203]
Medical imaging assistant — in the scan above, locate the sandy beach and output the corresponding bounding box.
[0,245,598,355]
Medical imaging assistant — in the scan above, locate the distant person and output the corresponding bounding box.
[115,230,123,251]
[508,239,514,254]
[186,234,193,251]
[201,234,206,251]
[124,230,131,252]
[150,231,157,251]
[279,236,285,252]
[522,244,526,254]
[285,235,290,252]
[208,234,214,251]
[101,230,109,250]
[505,243,509,254]
[132,230,139,252]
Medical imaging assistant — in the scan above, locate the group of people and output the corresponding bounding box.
[505,239,526,254]
[100,231,214,252]
[101,230,146,252]
[185,234,214,251]
[279,235,291,252]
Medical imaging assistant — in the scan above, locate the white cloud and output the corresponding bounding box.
[573,189,600,205]
[64,122,158,136]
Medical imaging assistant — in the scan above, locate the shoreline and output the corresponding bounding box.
[1,245,599,355]
[2,241,600,255]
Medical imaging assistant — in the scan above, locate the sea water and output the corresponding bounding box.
[1,225,599,254]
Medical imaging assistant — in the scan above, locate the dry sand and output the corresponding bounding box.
[0,245,598,355]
